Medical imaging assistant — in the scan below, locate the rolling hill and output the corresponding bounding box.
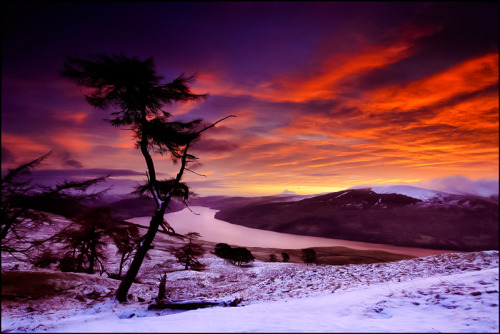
[205,187,498,252]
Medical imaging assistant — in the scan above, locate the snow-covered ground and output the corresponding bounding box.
[2,250,498,333]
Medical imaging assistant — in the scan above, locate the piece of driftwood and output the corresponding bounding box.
[148,297,242,310]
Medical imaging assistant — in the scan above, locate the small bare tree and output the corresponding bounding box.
[169,232,205,270]
[112,224,141,279]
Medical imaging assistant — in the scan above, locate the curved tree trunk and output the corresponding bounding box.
[115,113,165,302]
[115,207,165,302]
[115,115,233,303]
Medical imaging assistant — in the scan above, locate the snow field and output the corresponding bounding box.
[1,250,498,332]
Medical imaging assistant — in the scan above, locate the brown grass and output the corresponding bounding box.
[246,245,414,265]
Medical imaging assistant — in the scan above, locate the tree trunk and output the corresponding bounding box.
[115,112,164,302]
[118,251,126,278]
[76,243,86,272]
[88,240,95,274]
[114,114,234,303]
[115,208,165,302]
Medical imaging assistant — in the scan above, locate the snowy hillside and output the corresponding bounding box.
[1,250,498,332]
[362,185,453,201]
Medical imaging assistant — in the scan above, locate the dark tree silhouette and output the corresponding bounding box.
[112,224,141,279]
[56,206,116,274]
[213,243,254,266]
[231,247,255,266]
[214,243,232,259]
[281,252,290,263]
[169,232,205,270]
[301,248,317,266]
[156,272,168,302]
[1,152,106,263]
[62,54,234,302]
[269,254,278,262]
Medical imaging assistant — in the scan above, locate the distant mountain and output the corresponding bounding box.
[209,188,498,252]
[356,185,453,201]
[188,193,314,208]
[353,184,499,204]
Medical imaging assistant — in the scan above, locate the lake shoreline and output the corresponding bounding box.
[126,206,454,257]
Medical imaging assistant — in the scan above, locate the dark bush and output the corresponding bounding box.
[213,243,254,266]
[58,255,78,272]
[33,250,59,268]
[301,248,317,266]
[281,252,290,262]
[214,243,232,259]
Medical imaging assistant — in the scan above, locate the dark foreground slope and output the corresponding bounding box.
[211,189,498,252]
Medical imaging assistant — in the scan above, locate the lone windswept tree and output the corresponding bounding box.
[62,54,234,302]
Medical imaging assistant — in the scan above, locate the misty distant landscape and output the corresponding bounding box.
[107,185,499,252]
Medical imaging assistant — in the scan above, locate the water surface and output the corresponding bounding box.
[127,206,452,257]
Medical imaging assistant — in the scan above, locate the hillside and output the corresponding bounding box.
[1,202,498,332]
[1,251,498,332]
[212,188,498,251]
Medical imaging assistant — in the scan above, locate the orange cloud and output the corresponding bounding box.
[195,26,438,103]
[56,111,88,123]
[428,95,499,133]
[282,42,413,102]
[2,134,50,154]
[53,135,94,152]
[273,53,499,181]
[360,53,499,113]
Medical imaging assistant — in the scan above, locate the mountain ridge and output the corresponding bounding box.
[206,188,498,252]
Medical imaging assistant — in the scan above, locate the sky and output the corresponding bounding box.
[1,1,499,197]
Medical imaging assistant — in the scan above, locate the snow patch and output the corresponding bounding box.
[366,185,452,201]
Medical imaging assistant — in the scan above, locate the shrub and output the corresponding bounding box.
[301,248,317,266]
[214,243,232,259]
[33,250,59,268]
[213,243,254,266]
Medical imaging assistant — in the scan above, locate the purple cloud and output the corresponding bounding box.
[414,176,499,197]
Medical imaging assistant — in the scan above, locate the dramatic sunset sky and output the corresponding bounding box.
[1,2,499,197]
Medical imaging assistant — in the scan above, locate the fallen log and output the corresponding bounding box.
[148,297,243,310]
